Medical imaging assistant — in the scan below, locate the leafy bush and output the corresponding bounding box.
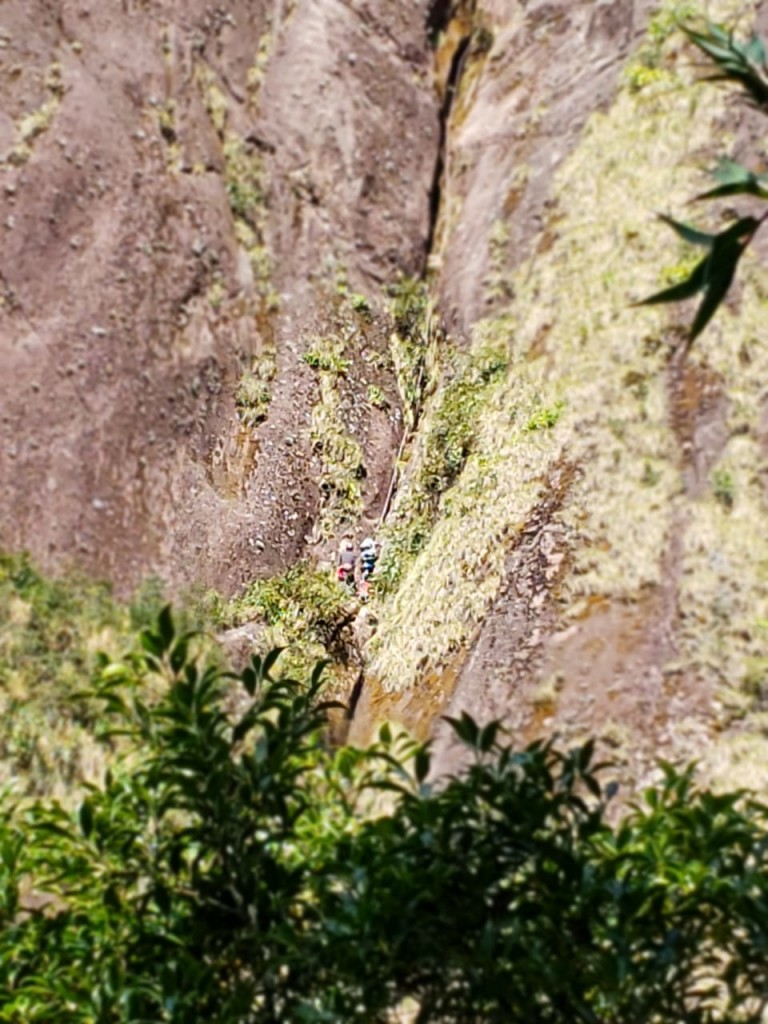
[3,610,768,1022]
[525,398,565,432]
[623,0,699,91]
[225,561,354,654]
[422,346,507,494]
[371,505,434,597]
[388,276,434,430]
[310,394,365,537]
[712,467,735,508]
[302,346,350,375]
[223,137,266,226]
[303,327,365,536]
[348,292,370,314]
[366,383,389,409]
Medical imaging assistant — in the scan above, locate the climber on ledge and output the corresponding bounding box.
[337,537,357,594]
[358,536,378,600]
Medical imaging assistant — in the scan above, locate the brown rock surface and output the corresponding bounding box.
[0,0,437,595]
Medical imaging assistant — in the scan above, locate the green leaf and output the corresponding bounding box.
[310,658,330,691]
[78,799,94,839]
[578,738,596,772]
[414,746,431,784]
[478,721,500,753]
[157,605,175,650]
[636,257,711,305]
[262,647,284,681]
[169,637,189,674]
[443,711,480,747]
[140,629,163,658]
[693,158,768,201]
[683,22,768,107]
[745,33,767,67]
[232,707,260,744]
[693,216,759,338]
[639,215,760,340]
[103,883,121,912]
[242,666,258,697]
[657,213,716,247]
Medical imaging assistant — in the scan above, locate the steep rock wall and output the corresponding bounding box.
[356,0,768,790]
[0,0,437,594]
[3,0,768,791]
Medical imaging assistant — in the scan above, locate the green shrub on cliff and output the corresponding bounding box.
[376,338,507,597]
[642,19,768,340]
[225,560,353,649]
[2,607,768,1022]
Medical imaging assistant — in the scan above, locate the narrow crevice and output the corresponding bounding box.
[426,0,455,40]
[348,8,475,734]
[424,30,471,261]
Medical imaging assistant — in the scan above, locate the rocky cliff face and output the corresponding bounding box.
[1,0,435,591]
[3,0,768,789]
[357,0,768,790]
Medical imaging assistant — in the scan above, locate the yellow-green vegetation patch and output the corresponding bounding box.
[387,278,439,431]
[236,351,276,427]
[675,283,768,709]
[367,383,389,410]
[305,331,365,538]
[225,137,277,309]
[303,338,351,375]
[5,62,64,166]
[501,0,758,612]
[374,329,509,600]
[610,0,768,742]
[196,59,278,311]
[369,0,760,694]
[0,555,160,798]
[369,324,553,691]
[246,31,272,105]
[623,0,701,92]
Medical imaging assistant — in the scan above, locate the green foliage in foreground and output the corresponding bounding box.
[2,611,768,1022]
[0,554,129,796]
[0,554,193,797]
[642,19,768,341]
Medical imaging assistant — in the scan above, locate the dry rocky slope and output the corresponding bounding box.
[3,0,768,788]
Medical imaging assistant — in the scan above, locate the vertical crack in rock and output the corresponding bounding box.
[424,2,474,261]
